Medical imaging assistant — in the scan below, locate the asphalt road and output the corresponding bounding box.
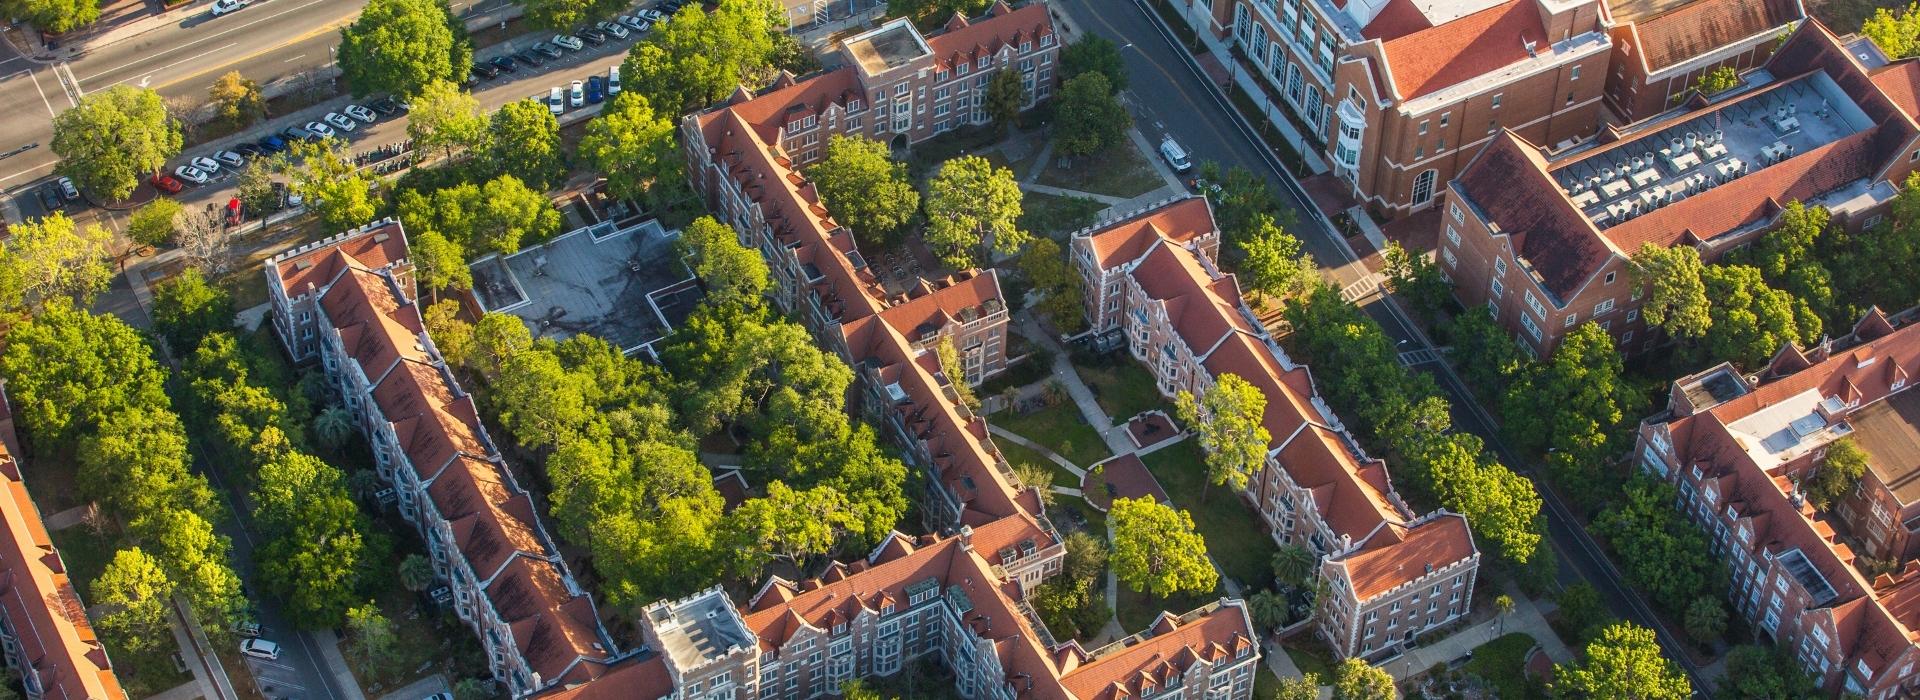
[1053,0,1709,687]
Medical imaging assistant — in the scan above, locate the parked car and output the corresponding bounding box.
[239,638,281,661]
[596,21,628,39]
[304,121,337,138]
[56,176,78,201]
[423,693,453,700]
[214,150,246,168]
[233,143,263,157]
[1158,136,1193,173]
[638,8,663,21]
[174,165,211,185]
[489,55,517,73]
[531,41,564,59]
[568,80,585,107]
[233,620,262,638]
[324,112,358,132]
[149,173,185,194]
[607,65,621,95]
[515,49,544,66]
[283,125,318,141]
[578,27,607,45]
[343,104,377,123]
[257,134,289,153]
[189,155,222,174]
[34,183,61,211]
[470,62,499,80]
[210,0,249,15]
[586,75,605,104]
[548,86,566,114]
[617,14,649,31]
[369,97,402,115]
[552,34,584,51]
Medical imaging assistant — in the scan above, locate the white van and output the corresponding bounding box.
[1159,137,1193,173]
[608,66,621,96]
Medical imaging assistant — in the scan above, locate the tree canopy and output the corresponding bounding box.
[1627,244,1711,341]
[151,269,236,354]
[408,80,491,160]
[1699,263,1822,369]
[808,135,920,247]
[286,140,381,233]
[91,548,176,653]
[1061,34,1128,94]
[984,69,1026,135]
[1552,622,1691,699]
[490,98,566,190]
[678,216,771,309]
[578,92,684,211]
[2,0,99,32]
[1332,659,1395,700]
[1174,373,1269,501]
[1053,73,1130,157]
[1109,497,1217,598]
[1865,2,1920,60]
[1238,214,1317,302]
[1592,478,1717,612]
[1019,238,1086,334]
[521,0,628,29]
[1806,437,1868,511]
[1,212,115,314]
[622,0,784,112]
[52,86,181,202]
[338,0,472,98]
[923,156,1027,269]
[0,302,169,444]
[1502,322,1639,497]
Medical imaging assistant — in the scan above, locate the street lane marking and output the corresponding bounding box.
[16,68,55,118]
[57,62,81,103]
[283,54,306,62]
[0,162,55,185]
[77,0,332,82]
[149,22,347,91]
[95,42,239,90]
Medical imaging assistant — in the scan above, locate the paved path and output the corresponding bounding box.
[148,680,205,700]
[374,673,448,700]
[1050,486,1083,497]
[1015,316,1134,456]
[1018,182,1126,205]
[311,629,369,700]
[168,596,232,700]
[1382,593,1573,682]
[988,424,1085,476]
[43,504,92,531]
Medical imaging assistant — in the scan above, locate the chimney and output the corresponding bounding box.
[959,525,974,549]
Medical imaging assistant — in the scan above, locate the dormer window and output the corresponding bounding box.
[882,603,895,615]
[937,69,949,81]
[1042,34,1053,46]
[832,622,846,635]
[977,56,989,69]
[848,99,864,114]
[958,62,970,76]
[1020,41,1031,52]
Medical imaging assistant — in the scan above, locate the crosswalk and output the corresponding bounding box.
[1398,347,1442,367]
[1339,273,1383,303]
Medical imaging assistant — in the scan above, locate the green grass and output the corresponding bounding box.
[49,525,122,595]
[1018,191,1106,239]
[1281,636,1339,680]
[1114,580,1218,633]
[1463,632,1545,700]
[991,401,1112,468]
[1138,440,1280,587]
[114,640,193,699]
[1033,140,1167,199]
[1076,360,1168,421]
[995,439,1081,486]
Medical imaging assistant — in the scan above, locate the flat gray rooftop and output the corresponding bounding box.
[469,220,704,355]
[843,18,930,76]
[1549,71,1873,229]
[646,590,753,672]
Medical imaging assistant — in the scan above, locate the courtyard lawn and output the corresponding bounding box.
[994,438,1080,487]
[1114,580,1218,634]
[1463,632,1544,699]
[1281,636,1339,681]
[991,401,1111,468]
[49,525,120,597]
[1076,360,1168,421]
[117,641,193,699]
[1018,191,1106,239]
[1138,440,1281,587]
[1033,141,1167,199]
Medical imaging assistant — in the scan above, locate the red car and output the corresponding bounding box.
[149,173,184,194]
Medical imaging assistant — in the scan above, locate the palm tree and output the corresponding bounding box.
[398,554,436,593]
[313,406,354,451]
[1272,545,1315,587]
[1248,589,1289,633]
[1494,594,1515,635]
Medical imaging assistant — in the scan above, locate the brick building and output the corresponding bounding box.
[1070,197,1480,659]
[266,222,625,697]
[0,392,125,700]
[1440,19,1920,357]
[1197,0,1612,216]
[1601,0,1804,123]
[1633,310,1920,697]
[618,530,1260,700]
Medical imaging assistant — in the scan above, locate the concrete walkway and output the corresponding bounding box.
[375,673,449,700]
[43,504,92,531]
[147,680,205,700]
[988,424,1085,476]
[1051,486,1083,497]
[1016,316,1135,456]
[312,630,370,700]
[1382,592,1573,682]
[1019,183,1127,206]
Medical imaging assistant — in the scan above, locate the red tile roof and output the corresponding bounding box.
[926,3,1053,72]
[535,654,675,700]
[1627,0,1802,72]
[0,396,124,700]
[1367,0,1549,100]
[1872,61,1920,120]
[1336,515,1476,600]
[1081,197,1215,269]
[273,222,410,298]
[1057,604,1256,700]
[1454,132,1611,300]
[875,272,1005,343]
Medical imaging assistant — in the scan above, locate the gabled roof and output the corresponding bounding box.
[1366,0,1550,100]
[0,395,124,700]
[1335,514,1477,600]
[1453,132,1612,300]
[1057,604,1255,700]
[925,2,1052,72]
[273,221,409,297]
[875,272,1005,343]
[1872,61,1920,119]
[1626,0,1802,73]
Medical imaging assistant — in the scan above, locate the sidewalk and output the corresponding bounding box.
[987,424,1086,476]
[1015,315,1135,456]
[1382,593,1574,682]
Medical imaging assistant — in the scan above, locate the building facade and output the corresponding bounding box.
[266,221,624,697]
[1070,197,1480,660]
[1633,310,1920,697]
[1601,0,1804,123]
[0,393,125,700]
[1441,19,1920,357]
